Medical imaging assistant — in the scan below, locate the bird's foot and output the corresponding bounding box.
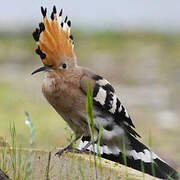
[55,143,73,157]
[55,136,82,157]
[55,144,83,157]
[55,146,90,157]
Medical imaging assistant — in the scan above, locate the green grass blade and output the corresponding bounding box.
[97,122,104,158]
[24,111,35,180]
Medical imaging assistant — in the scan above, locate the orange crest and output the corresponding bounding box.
[33,6,75,67]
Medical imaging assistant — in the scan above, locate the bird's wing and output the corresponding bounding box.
[79,69,179,180]
[80,68,140,138]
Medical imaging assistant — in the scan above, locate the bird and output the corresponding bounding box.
[32,6,179,180]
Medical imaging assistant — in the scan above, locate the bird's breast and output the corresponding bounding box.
[42,72,86,118]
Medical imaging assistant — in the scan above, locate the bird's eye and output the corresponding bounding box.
[62,63,67,69]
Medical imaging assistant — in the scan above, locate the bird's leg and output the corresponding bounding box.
[55,136,81,157]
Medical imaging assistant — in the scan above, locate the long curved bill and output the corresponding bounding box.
[31,66,51,75]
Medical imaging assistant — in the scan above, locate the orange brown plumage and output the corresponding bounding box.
[32,6,75,68]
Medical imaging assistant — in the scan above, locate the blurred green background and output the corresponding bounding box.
[0,0,180,172]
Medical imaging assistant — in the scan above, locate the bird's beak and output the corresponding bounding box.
[31,66,52,75]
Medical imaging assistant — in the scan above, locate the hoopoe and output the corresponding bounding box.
[32,6,179,179]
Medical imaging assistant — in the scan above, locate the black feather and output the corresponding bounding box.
[67,20,71,27]
[69,35,74,40]
[93,84,100,97]
[102,83,115,93]
[35,46,46,59]
[104,124,113,131]
[64,16,68,23]
[53,5,57,14]
[82,136,91,142]
[51,12,54,20]
[39,22,45,33]
[102,152,172,179]
[32,28,40,41]
[115,99,121,115]
[41,7,47,18]
[92,75,103,81]
[59,9,63,16]
[125,124,141,138]
[104,92,113,110]
[119,105,135,128]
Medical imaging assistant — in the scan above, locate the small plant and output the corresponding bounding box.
[86,81,108,180]
[64,126,76,151]
[122,135,128,176]
[0,137,10,176]
[148,132,155,177]
[9,119,33,180]
[140,160,145,180]
[78,160,86,180]
[9,121,17,179]
[97,122,104,159]
[24,111,35,180]
[0,111,35,180]
[86,81,98,180]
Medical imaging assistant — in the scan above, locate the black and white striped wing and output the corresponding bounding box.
[79,71,179,180]
[80,72,140,138]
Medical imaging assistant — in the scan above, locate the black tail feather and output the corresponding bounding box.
[79,135,179,179]
[101,152,179,179]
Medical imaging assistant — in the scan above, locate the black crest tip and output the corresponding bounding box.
[35,46,42,57]
[39,22,45,32]
[51,12,54,20]
[67,20,71,27]
[69,35,74,40]
[35,46,46,59]
[41,6,47,18]
[64,16,68,23]
[59,9,63,16]
[32,28,40,41]
[40,52,46,59]
[53,5,57,14]
[61,22,64,28]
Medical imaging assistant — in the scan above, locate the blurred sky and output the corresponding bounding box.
[1,0,180,32]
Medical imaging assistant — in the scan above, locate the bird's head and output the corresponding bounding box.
[32,6,76,75]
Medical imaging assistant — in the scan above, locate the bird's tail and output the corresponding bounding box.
[78,136,179,179]
[114,135,179,179]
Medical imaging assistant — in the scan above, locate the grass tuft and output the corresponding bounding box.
[9,121,17,179]
[148,132,155,177]
[24,110,35,180]
[86,80,98,180]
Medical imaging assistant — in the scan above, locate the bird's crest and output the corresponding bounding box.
[33,6,75,67]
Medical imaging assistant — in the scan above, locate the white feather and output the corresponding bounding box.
[94,87,107,106]
[97,79,110,87]
[102,145,112,154]
[127,149,158,163]
[118,104,122,112]
[77,140,86,150]
[63,23,68,32]
[57,16,63,25]
[109,96,117,114]
[78,141,120,155]
[124,108,129,118]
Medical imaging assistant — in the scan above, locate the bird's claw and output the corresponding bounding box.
[55,143,83,157]
[55,149,65,157]
[55,146,90,157]
[55,143,73,157]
